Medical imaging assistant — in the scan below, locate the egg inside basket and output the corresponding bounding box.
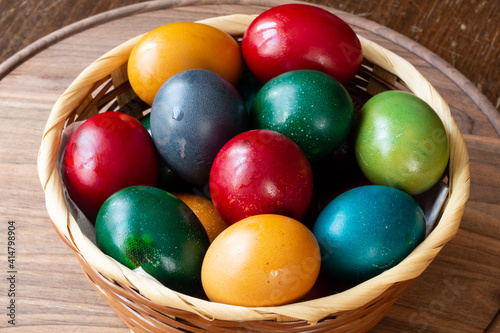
[38,10,470,333]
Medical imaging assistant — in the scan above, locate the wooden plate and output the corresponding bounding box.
[0,1,498,332]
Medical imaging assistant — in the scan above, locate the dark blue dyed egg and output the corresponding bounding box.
[151,69,248,186]
[312,185,425,285]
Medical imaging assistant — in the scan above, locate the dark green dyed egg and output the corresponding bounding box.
[251,70,354,161]
[95,186,210,295]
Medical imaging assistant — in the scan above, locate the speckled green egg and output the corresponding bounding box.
[354,91,449,195]
[251,70,354,161]
[95,186,210,295]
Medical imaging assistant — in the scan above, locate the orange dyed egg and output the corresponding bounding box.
[128,22,243,105]
[175,193,228,242]
[201,214,321,307]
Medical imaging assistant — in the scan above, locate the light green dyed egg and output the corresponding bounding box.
[354,91,449,195]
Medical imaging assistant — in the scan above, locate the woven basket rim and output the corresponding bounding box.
[37,13,471,324]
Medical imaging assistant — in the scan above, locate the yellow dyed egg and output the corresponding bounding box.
[201,214,321,307]
[174,193,228,242]
[128,22,243,105]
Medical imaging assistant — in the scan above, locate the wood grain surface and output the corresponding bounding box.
[0,0,499,110]
[0,1,499,332]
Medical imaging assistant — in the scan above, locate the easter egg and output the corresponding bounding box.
[151,69,248,186]
[139,114,190,192]
[128,22,242,105]
[174,193,228,242]
[62,112,158,223]
[242,4,362,84]
[209,129,313,225]
[201,214,321,306]
[251,70,354,161]
[95,186,210,295]
[354,91,449,195]
[312,185,425,285]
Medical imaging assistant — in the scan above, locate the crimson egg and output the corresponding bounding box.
[209,129,313,225]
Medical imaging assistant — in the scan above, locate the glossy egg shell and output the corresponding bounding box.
[354,91,449,195]
[151,69,248,186]
[312,185,425,285]
[209,129,314,225]
[174,193,228,243]
[242,4,362,84]
[201,214,321,307]
[251,70,354,161]
[95,186,210,295]
[62,112,158,223]
[128,22,242,105]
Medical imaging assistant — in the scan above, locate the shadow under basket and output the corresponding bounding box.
[37,14,471,333]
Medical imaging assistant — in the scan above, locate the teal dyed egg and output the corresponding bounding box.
[95,186,210,295]
[251,70,354,161]
[312,185,425,285]
[354,91,449,195]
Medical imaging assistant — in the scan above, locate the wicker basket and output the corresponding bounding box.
[37,13,470,333]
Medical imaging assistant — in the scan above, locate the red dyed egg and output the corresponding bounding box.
[242,4,362,85]
[209,130,313,225]
[62,112,158,222]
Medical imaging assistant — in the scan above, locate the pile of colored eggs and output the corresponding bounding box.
[61,4,449,306]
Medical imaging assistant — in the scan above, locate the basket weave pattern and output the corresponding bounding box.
[37,14,470,332]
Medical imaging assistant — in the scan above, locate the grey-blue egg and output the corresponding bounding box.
[151,69,248,186]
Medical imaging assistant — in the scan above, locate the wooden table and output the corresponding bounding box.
[0,1,498,332]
